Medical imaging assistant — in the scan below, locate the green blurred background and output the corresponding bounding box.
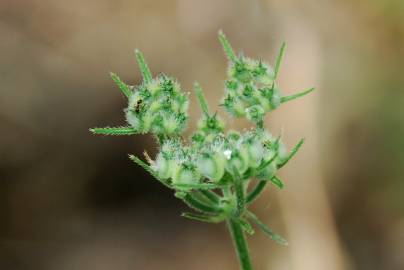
[1,0,403,269]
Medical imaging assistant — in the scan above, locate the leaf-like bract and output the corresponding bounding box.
[90,126,136,136]
[247,211,288,245]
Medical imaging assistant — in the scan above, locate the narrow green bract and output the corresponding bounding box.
[90,30,314,270]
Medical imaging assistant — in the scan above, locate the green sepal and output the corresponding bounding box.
[181,212,225,223]
[110,72,132,98]
[199,189,221,204]
[218,30,237,62]
[189,191,217,206]
[278,138,305,169]
[270,175,284,189]
[90,126,137,136]
[174,182,220,191]
[281,87,315,103]
[238,218,255,235]
[180,193,223,214]
[274,42,286,79]
[174,191,187,199]
[253,174,284,189]
[247,211,288,246]
[128,154,172,188]
[134,49,152,83]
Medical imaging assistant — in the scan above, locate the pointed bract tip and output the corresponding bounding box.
[280,87,315,104]
[134,49,144,58]
[217,30,237,62]
[134,48,153,83]
[274,42,287,79]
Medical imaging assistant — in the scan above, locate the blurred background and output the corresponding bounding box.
[1,0,403,269]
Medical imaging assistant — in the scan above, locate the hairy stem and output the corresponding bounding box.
[227,219,254,270]
[234,179,245,217]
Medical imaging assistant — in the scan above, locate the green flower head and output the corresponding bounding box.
[90,31,314,261]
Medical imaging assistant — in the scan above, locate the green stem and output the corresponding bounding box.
[199,189,221,204]
[256,119,264,130]
[234,179,245,217]
[231,168,245,217]
[227,219,254,270]
[246,181,267,204]
[182,194,222,214]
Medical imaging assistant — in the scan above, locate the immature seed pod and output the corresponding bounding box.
[149,100,162,112]
[256,73,274,85]
[246,105,265,123]
[241,84,255,103]
[197,152,226,182]
[146,79,161,96]
[149,114,163,134]
[197,114,225,135]
[258,87,274,107]
[225,80,239,91]
[170,93,188,113]
[258,75,273,86]
[262,147,277,164]
[230,61,252,83]
[153,153,173,180]
[244,58,256,71]
[232,98,246,117]
[175,94,189,114]
[163,115,180,134]
[247,139,265,168]
[172,164,201,185]
[276,141,288,165]
[169,98,180,112]
[253,62,274,85]
[204,133,218,144]
[225,146,250,175]
[180,99,189,114]
[257,162,277,180]
[258,93,272,111]
[191,131,205,145]
[142,111,154,132]
[125,112,142,131]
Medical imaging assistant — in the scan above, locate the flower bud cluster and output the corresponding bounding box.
[222,56,281,124]
[191,113,225,145]
[91,31,313,251]
[153,129,287,187]
[125,75,189,135]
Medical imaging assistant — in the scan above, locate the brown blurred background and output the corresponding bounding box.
[1,0,403,269]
